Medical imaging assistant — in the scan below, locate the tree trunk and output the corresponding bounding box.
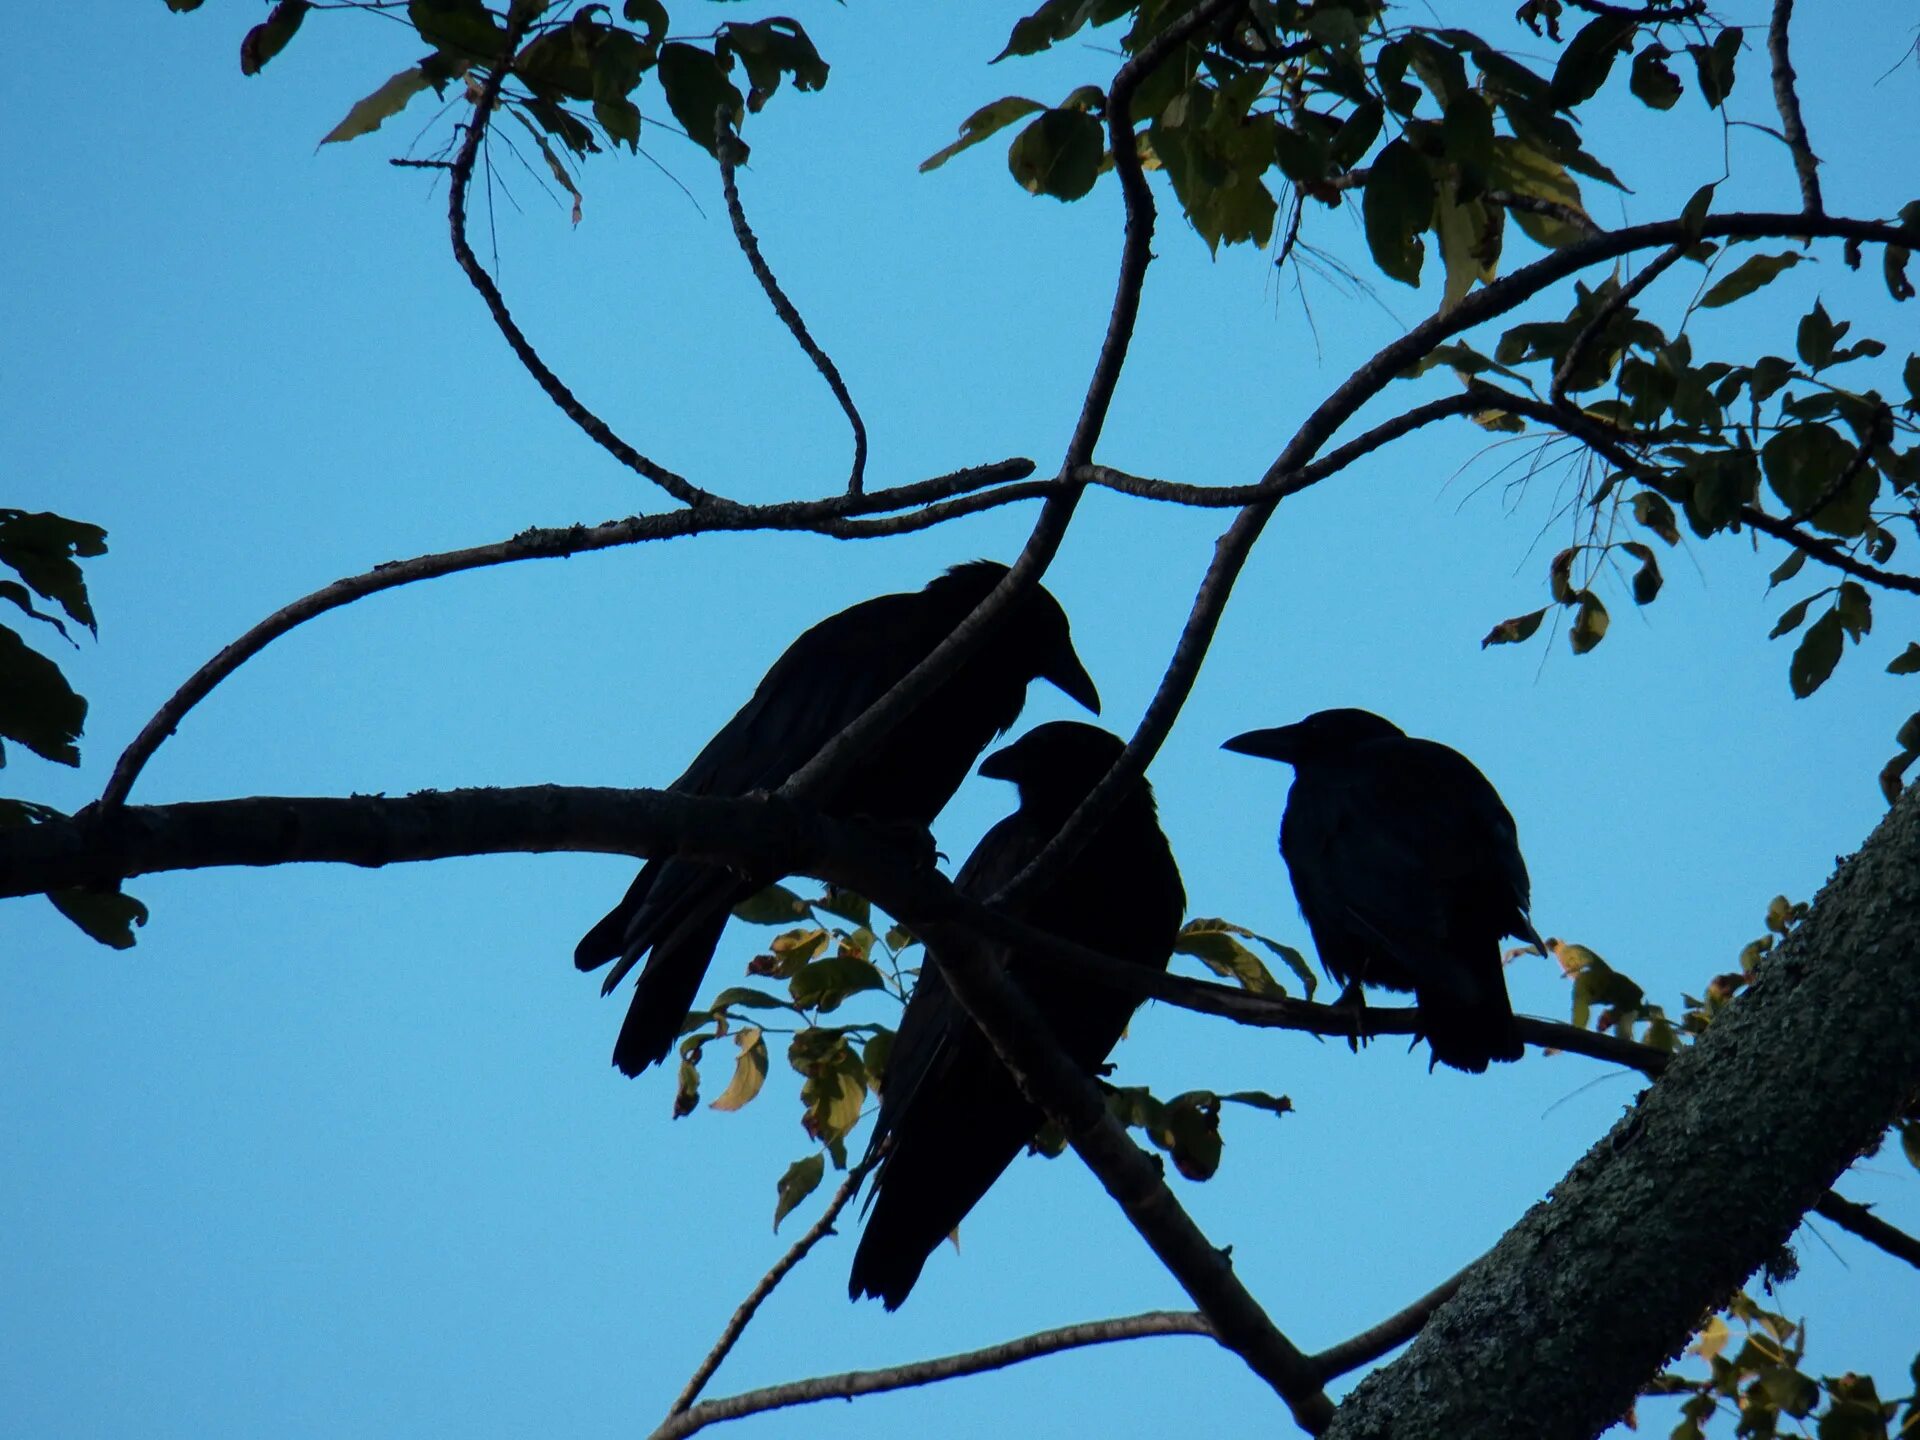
[1323,784,1920,1439]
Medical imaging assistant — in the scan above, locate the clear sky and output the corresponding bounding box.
[4,3,1917,1436]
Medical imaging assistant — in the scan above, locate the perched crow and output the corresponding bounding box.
[1222,708,1542,1073]
[848,722,1185,1309]
[576,562,1101,1077]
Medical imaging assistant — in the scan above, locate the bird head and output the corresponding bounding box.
[935,561,1101,715]
[978,721,1130,806]
[1221,707,1405,766]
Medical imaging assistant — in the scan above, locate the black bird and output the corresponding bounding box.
[576,562,1101,1077]
[1222,708,1542,1073]
[848,722,1185,1309]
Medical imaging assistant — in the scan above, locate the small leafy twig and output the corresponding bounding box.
[1550,242,1687,409]
[446,11,716,510]
[715,114,868,497]
[668,1146,883,1416]
[1767,0,1824,217]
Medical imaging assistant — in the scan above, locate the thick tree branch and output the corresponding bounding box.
[91,458,1039,812]
[1320,782,1920,1439]
[1767,0,1824,217]
[448,17,715,511]
[648,1311,1218,1440]
[715,119,868,497]
[668,1148,883,1416]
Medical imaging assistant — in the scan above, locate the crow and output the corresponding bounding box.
[1221,708,1542,1073]
[576,562,1101,1077]
[848,722,1185,1309]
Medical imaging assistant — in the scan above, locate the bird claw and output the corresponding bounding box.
[857,816,941,872]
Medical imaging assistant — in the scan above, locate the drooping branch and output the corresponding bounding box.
[91,458,1039,812]
[447,15,715,511]
[1767,0,1824,217]
[648,1311,1218,1440]
[668,1148,884,1417]
[1320,782,1920,1439]
[715,117,868,497]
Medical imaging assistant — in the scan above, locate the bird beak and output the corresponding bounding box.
[1046,650,1101,715]
[1221,725,1300,763]
[977,742,1020,781]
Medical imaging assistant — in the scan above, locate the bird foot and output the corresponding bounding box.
[1331,981,1371,1054]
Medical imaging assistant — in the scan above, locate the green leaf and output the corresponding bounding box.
[1482,607,1548,648]
[773,1152,825,1230]
[1362,139,1432,286]
[994,0,1125,61]
[320,65,435,146]
[594,96,641,151]
[1629,44,1682,109]
[719,17,829,114]
[789,954,886,1013]
[792,1029,867,1148]
[813,888,870,927]
[0,510,107,632]
[1796,299,1848,370]
[1789,608,1845,697]
[240,0,308,76]
[1220,1090,1293,1118]
[1679,181,1715,243]
[1763,423,1873,537]
[408,0,503,61]
[1175,916,1314,998]
[1435,187,1501,313]
[1632,491,1680,545]
[1770,591,1825,638]
[1568,590,1609,654]
[1888,642,1920,675]
[709,1026,769,1112]
[732,884,813,924]
[49,888,148,949]
[1836,581,1872,641]
[1686,26,1741,107]
[1768,548,1809,591]
[1560,944,1645,1029]
[1551,14,1634,108]
[708,985,800,1013]
[1487,137,1591,249]
[622,0,668,47]
[0,622,86,765]
[922,96,1044,172]
[1700,251,1801,308]
[1621,541,1662,604]
[1006,107,1103,201]
[862,1027,893,1092]
[656,42,745,157]
[745,925,828,979]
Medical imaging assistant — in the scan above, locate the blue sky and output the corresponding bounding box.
[4,3,1917,1436]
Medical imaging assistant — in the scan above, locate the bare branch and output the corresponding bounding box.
[669,1149,884,1416]
[1767,0,1825,217]
[715,117,868,497]
[777,0,1241,807]
[648,1312,1217,1440]
[1563,0,1704,17]
[1811,1192,1920,1271]
[447,17,716,510]
[1309,1260,1475,1382]
[91,459,1038,812]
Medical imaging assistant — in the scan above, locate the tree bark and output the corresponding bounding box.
[1323,783,1920,1440]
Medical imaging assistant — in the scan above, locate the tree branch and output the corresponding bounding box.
[1550,243,1687,409]
[776,0,1240,807]
[648,1311,1218,1440]
[91,458,1039,812]
[1767,0,1824,217]
[715,117,868,497]
[1308,1260,1475,1382]
[1321,782,1920,1438]
[447,17,716,511]
[668,1148,884,1416]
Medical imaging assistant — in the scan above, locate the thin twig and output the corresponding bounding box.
[1308,1259,1477,1382]
[1812,1192,1920,1271]
[669,1149,883,1415]
[1767,0,1824,217]
[1464,381,1920,597]
[1486,189,1605,240]
[715,116,869,497]
[92,459,1037,811]
[649,1312,1217,1440]
[446,15,715,510]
